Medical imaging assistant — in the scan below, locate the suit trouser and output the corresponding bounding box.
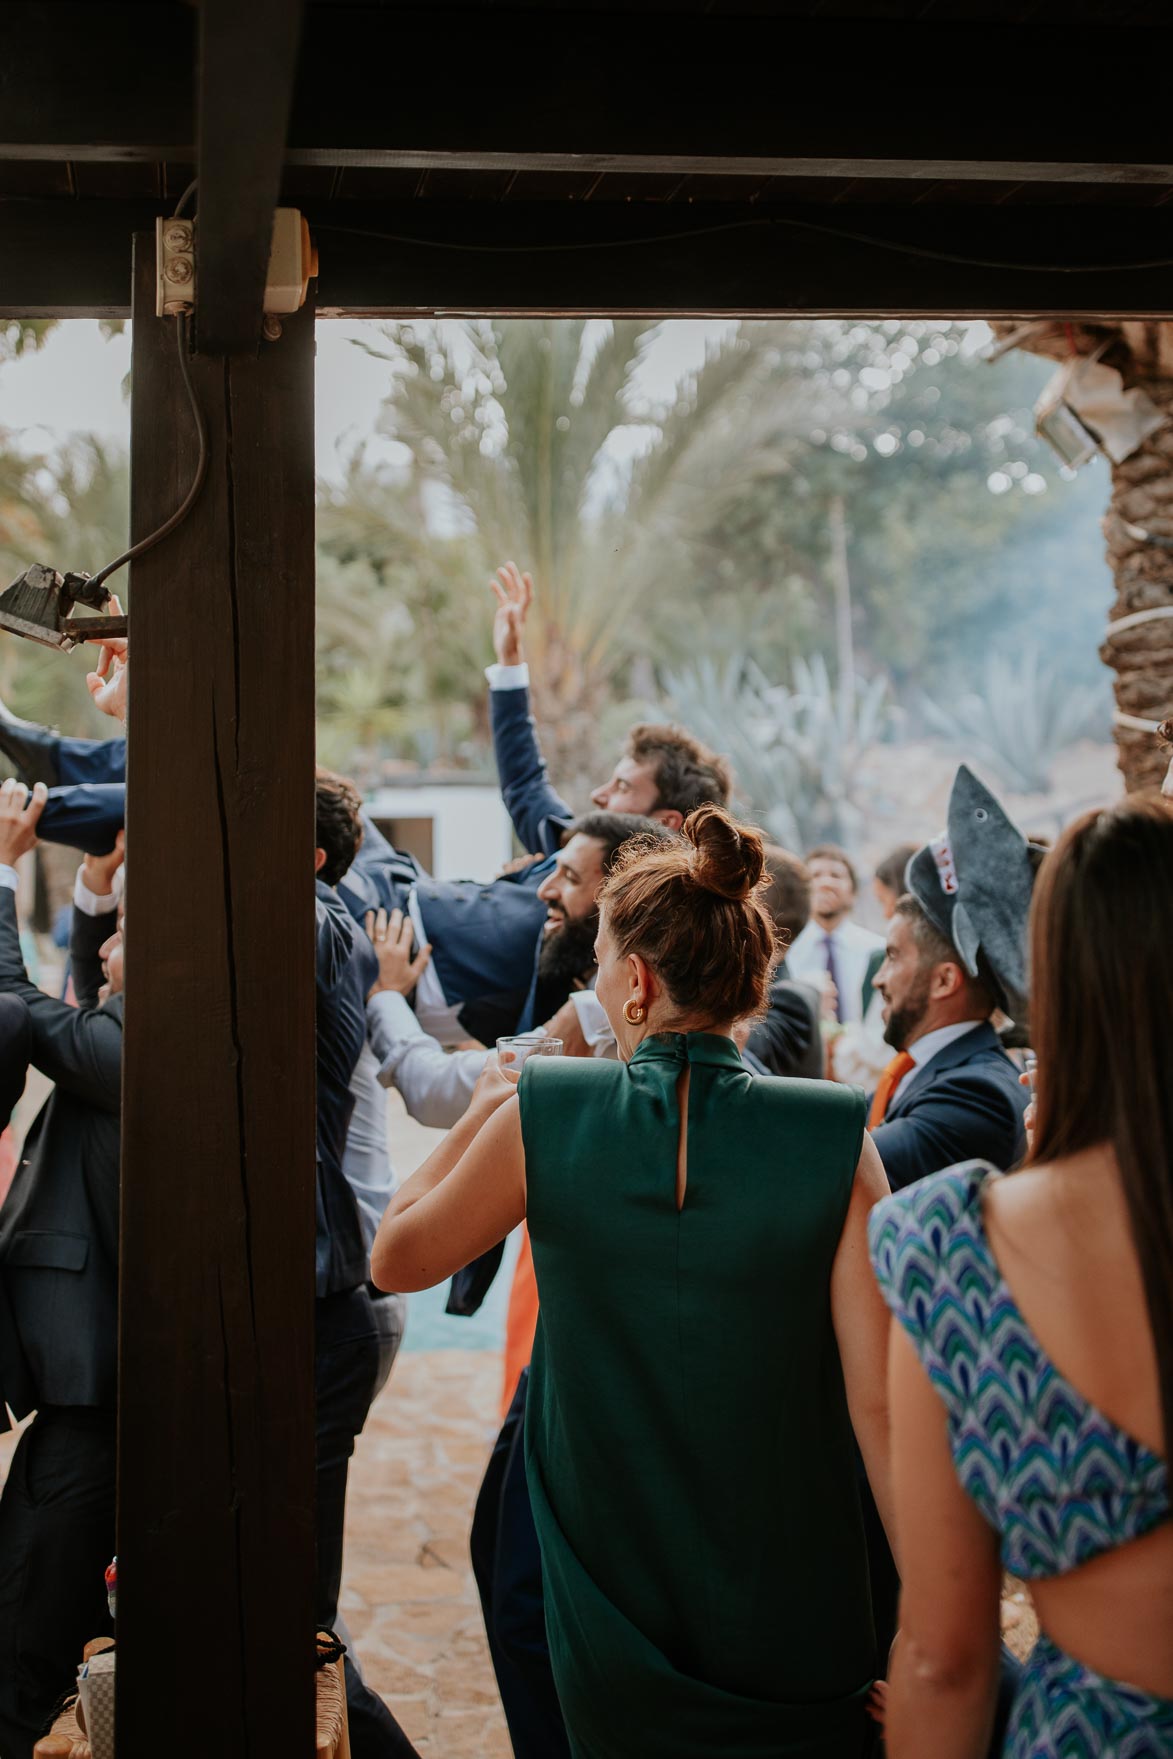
[315,1284,419,1759]
[0,1291,417,1759]
[470,1369,570,1759]
[0,1406,116,1759]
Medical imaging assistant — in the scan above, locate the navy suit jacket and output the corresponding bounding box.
[491,684,574,858]
[870,1021,1028,1193]
[0,889,122,1421]
[36,739,557,1040]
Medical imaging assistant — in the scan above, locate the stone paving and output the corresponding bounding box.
[339,1346,511,1755]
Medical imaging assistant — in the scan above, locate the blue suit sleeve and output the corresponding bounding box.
[37,784,126,856]
[871,1068,1026,1193]
[490,685,574,857]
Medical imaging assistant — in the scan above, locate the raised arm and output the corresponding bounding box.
[830,1130,897,1558]
[370,1063,525,1292]
[70,839,125,1010]
[488,562,574,857]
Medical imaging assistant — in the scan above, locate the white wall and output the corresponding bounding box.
[365,784,514,881]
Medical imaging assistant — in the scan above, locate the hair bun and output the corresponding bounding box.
[684,804,765,901]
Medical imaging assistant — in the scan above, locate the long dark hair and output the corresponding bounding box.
[1029,795,1173,1454]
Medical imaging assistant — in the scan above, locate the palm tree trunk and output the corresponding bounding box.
[1101,377,1173,792]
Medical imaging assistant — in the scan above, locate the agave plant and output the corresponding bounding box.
[662,653,892,852]
[920,645,1111,795]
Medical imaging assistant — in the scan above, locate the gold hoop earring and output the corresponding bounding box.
[623,1000,646,1025]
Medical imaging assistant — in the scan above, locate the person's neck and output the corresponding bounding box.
[813,908,850,934]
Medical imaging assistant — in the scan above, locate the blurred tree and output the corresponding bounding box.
[673,321,1109,693]
[354,318,820,784]
[316,454,492,781]
[0,435,130,735]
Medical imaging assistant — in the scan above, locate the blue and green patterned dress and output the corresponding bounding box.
[869,1163,1173,1758]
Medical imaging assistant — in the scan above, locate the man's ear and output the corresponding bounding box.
[314,847,328,875]
[932,959,965,1001]
[652,808,684,833]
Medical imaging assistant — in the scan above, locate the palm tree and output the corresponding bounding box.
[989,321,1173,792]
[354,318,820,785]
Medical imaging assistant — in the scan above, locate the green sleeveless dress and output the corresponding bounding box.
[519,1032,875,1759]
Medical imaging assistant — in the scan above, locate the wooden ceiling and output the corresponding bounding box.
[3,2,1172,330]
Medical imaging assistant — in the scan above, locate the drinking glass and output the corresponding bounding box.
[496,1034,564,1080]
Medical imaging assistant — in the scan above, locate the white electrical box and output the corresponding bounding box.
[155,208,318,321]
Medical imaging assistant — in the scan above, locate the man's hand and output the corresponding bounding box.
[490,561,533,668]
[82,828,126,898]
[365,906,433,999]
[86,601,128,723]
[0,777,47,867]
[541,997,590,1058]
[496,853,542,878]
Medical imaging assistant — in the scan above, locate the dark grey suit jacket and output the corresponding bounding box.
[0,887,121,1420]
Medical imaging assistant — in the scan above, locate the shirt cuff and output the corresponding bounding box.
[0,866,17,894]
[484,662,530,691]
[73,867,119,917]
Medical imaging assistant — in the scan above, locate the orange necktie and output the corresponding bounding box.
[867,1051,916,1130]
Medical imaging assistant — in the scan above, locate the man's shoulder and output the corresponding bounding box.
[911,1029,1024,1104]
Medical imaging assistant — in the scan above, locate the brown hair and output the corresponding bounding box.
[874,842,918,898]
[599,805,778,1025]
[893,893,998,1015]
[762,845,810,947]
[804,842,859,894]
[625,724,733,817]
[1028,794,1173,1454]
[315,765,365,886]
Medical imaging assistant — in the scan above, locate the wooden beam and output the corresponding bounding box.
[196,0,305,353]
[4,5,1173,184]
[119,238,317,1756]
[5,198,1171,320]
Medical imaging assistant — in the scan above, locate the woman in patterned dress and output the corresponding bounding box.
[870,794,1173,1757]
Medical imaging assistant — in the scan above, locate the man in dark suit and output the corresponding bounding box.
[0,779,123,1759]
[743,844,823,1079]
[868,893,1027,1190]
[0,771,417,1759]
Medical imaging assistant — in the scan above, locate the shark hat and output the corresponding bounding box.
[904,765,1038,1022]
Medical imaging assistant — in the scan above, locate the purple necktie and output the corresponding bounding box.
[824,932,844,1022]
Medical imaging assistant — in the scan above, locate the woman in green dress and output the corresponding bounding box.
[373,806,894,1758]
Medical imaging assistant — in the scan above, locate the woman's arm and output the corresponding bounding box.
[830,1132,897,1558]
[370,1070,526,1292]
[884,1323,1003,1759]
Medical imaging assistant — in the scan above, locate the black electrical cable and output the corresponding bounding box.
[315,211,1173,277]
[87,180,208,596]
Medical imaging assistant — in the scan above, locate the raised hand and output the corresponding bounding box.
[489,561,534,668]
[365,906,433,998]
[0,777,47,867]
[85,597,128,722]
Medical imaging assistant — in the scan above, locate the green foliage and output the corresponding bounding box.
[0,435,130,734]
[919,645,1111,795]
[664,654,893,851]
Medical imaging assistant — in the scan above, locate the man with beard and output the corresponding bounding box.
[868,767,1032,1194]
[364,813,669,1129]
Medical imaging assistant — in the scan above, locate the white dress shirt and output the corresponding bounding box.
[367,990,488,1131]
[891,1019,987,1108]
[787,918,885,1026]
[484,661,531,692]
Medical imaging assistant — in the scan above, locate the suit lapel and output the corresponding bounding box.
[886,1022,998,1118]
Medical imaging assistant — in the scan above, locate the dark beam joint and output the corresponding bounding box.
[195,0,305,354]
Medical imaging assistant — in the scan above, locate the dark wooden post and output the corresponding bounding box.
[117,239,317,1754]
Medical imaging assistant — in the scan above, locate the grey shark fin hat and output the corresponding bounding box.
[904,764,1039,1022]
